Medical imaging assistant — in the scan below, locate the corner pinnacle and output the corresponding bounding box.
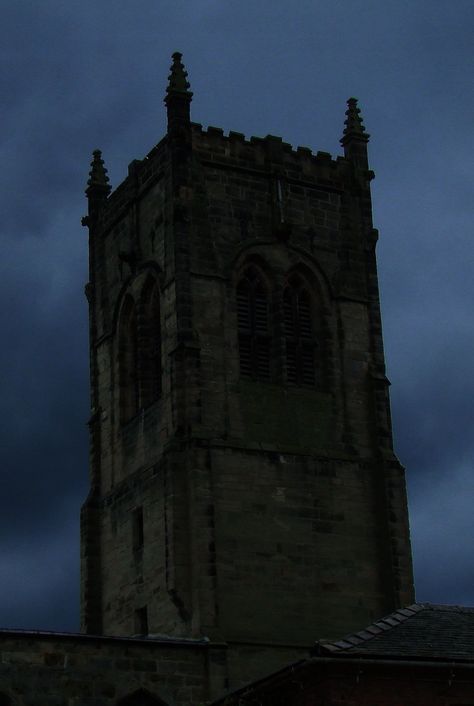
[86,149,111,197]
[164,52,193,132]
[166,52,193,99]
[340,98,370,146]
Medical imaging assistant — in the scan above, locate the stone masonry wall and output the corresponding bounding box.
[0,631,225,706]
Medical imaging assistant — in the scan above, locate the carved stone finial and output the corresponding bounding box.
[86,149,111,198]
[166,52,193,98]
[164,52,193,131]
[340,98,370,146]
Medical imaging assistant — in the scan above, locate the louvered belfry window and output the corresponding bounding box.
[237,267,270,380]
[283,278,315,385]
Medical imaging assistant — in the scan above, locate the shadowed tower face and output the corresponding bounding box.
[81,53,414,674]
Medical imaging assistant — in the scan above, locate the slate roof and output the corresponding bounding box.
[211,604,474,704]
[315,603,474,662]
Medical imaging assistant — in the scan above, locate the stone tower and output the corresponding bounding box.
[80,53,414,683]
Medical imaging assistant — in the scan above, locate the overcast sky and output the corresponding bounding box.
[0,0,472,632]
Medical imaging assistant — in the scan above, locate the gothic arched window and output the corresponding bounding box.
[119,296,139,423]
[283,276,315,385]
[236,267,270,380]
[139,280,162,408]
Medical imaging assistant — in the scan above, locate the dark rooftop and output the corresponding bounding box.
[211,604,474,704]
[316,603,474,662]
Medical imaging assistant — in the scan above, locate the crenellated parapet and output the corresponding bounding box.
[83,90,373,241]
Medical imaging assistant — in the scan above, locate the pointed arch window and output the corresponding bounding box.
[119,297,139,423]
[237,267,270,380]
[118,279,163,425]
[283,276,315,385]
[139,280,162,408]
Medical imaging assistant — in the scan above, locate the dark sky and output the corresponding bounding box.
[0,1,473,632]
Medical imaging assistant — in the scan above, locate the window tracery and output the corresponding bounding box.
[283,275,315,385]
[118,276,163,424]
[236,266,270,380]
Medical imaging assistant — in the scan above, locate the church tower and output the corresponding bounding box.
[80,53,414,683]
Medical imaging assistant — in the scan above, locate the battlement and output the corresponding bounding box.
[190,121,336,157]
[91,136,168,233]
[190,121,347,179]
[89,121,353,236]
[85,53,372,239]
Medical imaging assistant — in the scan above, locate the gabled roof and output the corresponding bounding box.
[315,603,474,661]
